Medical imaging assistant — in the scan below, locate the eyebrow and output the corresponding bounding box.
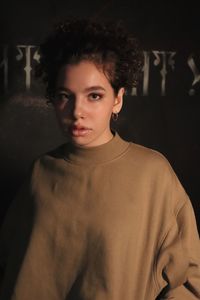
[84,86,106,92]
[56,86,106,93]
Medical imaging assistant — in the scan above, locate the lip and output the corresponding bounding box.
[69,125,92,137]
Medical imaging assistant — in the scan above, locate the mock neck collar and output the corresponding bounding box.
[61,132,130,165]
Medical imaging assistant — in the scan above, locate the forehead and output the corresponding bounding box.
[56,60,112,90]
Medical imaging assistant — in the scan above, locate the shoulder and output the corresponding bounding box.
[126,140,173,174]
[127,140,188,199]
[126,141,191,228]
[30,143,68,177]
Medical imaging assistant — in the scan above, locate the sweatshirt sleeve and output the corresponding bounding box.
[155,172,200,299]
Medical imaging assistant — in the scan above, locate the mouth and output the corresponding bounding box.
[69,125,92,137]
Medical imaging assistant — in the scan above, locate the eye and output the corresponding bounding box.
[53,92,70,104]
[88,93,103,101]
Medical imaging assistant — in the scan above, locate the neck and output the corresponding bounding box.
[62,132,130,165]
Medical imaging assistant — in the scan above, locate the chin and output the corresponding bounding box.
[71,137,92,147]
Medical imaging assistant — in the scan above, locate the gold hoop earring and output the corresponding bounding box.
[112,112,119,121]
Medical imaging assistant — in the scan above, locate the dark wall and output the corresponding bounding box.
[0,1,199,230]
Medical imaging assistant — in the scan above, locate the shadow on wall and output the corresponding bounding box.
[0,94,65,225]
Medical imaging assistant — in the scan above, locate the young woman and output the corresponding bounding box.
[0,19,199,300]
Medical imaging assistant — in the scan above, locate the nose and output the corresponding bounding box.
[71,97,85,120]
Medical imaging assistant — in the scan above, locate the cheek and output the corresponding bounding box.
[54,102,71,116]
[54,100,68,111]
[54,107,69,124]
[93,106,113,123]
[54,106,63,118]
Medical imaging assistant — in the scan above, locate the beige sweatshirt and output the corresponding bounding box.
[0,133,200,300]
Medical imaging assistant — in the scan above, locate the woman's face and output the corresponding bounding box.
[54,60,124,148]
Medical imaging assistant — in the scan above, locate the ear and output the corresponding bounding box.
[112,87,125,113]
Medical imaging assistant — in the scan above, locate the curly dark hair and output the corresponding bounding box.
[36,18,143,99]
